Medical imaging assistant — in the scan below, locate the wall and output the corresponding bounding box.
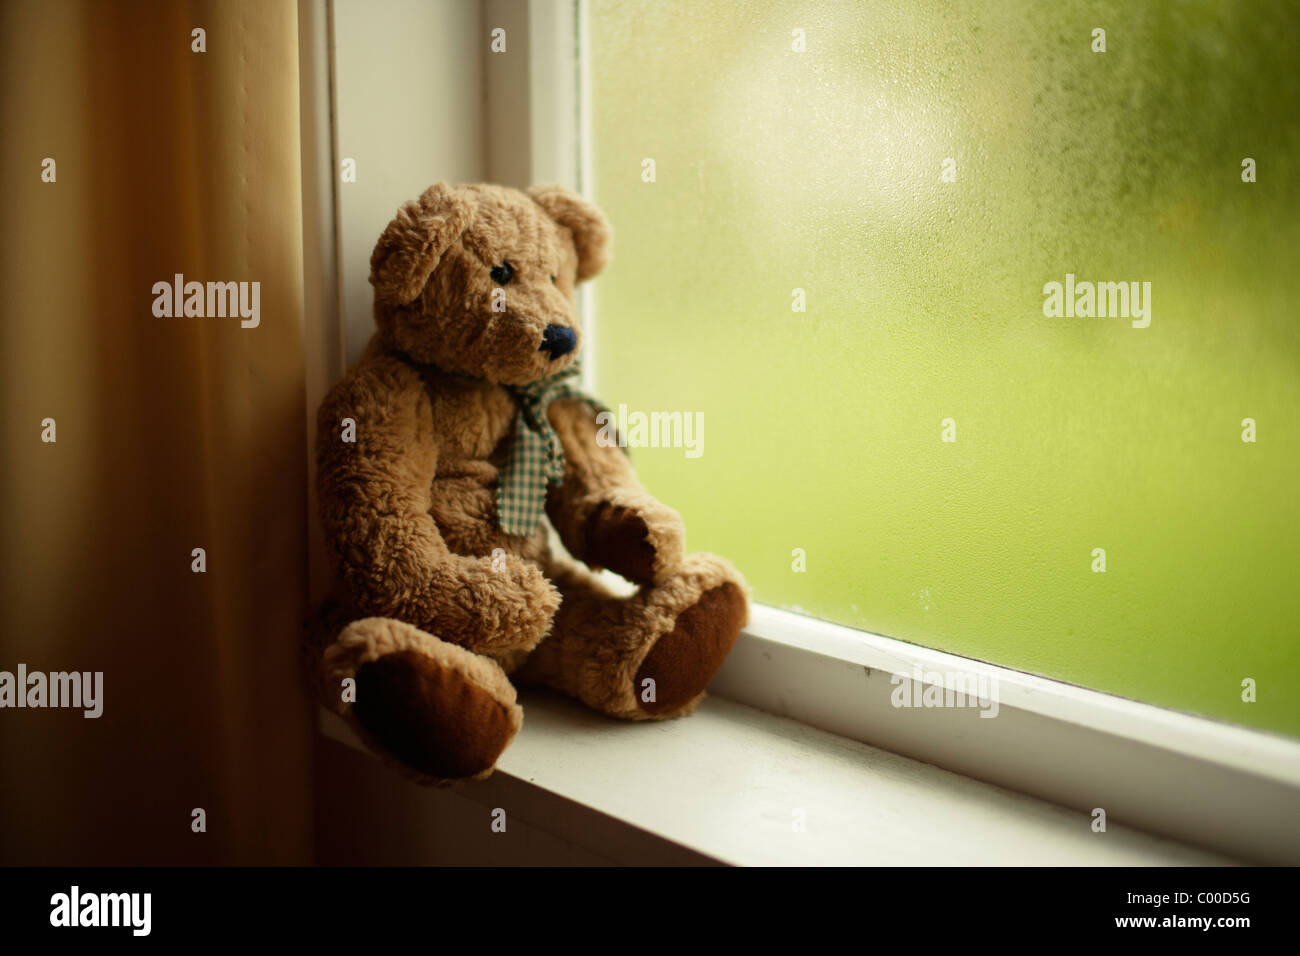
[332,0,489,365]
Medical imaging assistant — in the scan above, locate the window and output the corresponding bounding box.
[301,0,1299,866]
[586,0,1299,737]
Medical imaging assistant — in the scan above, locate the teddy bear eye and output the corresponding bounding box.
[550,274,557,284]
[490,262,514,285]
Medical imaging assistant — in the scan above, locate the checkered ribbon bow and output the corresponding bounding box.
[496,365,606,536]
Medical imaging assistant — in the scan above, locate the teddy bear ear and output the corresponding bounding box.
[369,182,474,306]
[527,184,611,281]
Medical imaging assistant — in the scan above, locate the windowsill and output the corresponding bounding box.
[711,604,1300,865]
[318,688,1235,867]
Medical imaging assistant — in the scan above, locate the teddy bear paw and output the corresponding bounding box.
[353,648,522,781]
[633,558,749,717]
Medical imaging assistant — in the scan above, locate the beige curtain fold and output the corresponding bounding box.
[0,0,312,864]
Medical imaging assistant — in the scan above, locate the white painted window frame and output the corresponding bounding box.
[528,0,1300,864]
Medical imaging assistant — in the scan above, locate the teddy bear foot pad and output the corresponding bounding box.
[635,581,748,716]
[353,649,519,779]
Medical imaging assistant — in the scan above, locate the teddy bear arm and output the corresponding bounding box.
[545,398,686,585]
[316,360,445,614]
[317,360,558,652]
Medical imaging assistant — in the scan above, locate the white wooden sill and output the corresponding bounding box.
[712,604,1300,865]
[319,598,1300,866]
[319,689,1235,866]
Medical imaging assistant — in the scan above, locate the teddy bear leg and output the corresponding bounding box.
[516,553,748,720]
[312,607,523,784]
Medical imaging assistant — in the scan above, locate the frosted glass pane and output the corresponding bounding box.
[589,0,1299,736]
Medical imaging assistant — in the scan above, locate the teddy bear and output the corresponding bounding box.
[307,182,749,784]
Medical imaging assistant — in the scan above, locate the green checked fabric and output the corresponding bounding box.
[496,364,610,537]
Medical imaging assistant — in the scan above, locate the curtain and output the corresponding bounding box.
[0,0,312,864]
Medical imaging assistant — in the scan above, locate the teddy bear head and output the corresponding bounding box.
[368,182,610,386]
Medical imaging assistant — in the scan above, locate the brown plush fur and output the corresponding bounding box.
[310,182,749,784]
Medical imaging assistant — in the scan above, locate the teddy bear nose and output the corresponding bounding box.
[539,324,577,359]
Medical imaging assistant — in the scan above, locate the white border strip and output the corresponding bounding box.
[740,604,1300,782]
